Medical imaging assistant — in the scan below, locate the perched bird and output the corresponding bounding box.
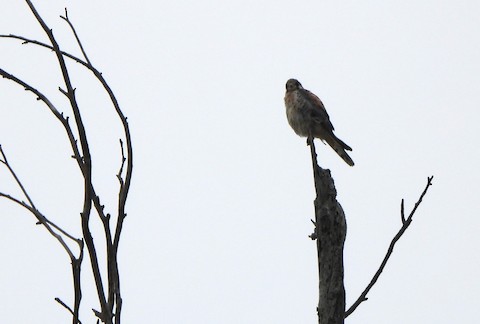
[284,78,354,166]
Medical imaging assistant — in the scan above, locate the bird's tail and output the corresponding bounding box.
[325,135,355,166]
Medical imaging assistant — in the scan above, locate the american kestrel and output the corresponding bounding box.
[284,78,354,166]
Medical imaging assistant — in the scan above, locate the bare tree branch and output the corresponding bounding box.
[24,1,110,321]
[2,3,133,323]
[55,297,83,324]
[0,146,81,251]
[0,67,84,170]
[0,67,60,116]
[0,34,89,66]
[0,145,36,208]
[344,176,434,318]
[57,12,133,321]
[1,25,134,215]
[0,142,84,324]
[0,30,134,229]
[116,139,126,186]
[0,191,77,259]
[400,198,405,224]
[60,8,91,65]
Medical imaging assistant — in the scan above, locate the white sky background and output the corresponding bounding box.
[0,0,479,323]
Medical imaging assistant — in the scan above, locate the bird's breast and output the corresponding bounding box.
[285,91,311,137]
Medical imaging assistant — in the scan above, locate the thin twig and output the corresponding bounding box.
[55,297,83,324]
[344,176,434,318]
[0,192,77,260]
[0,146,81,246]
[0,68,85,171]
[116,139,126,186]
[0,67,60,116]
[0,145,36,209]
[60,8,91,65]
[0,78,83,245]
[400,199,405,224]
[37,214,82,244]
[0,34,87,66]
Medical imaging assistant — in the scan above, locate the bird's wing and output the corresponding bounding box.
[302,89,335,132]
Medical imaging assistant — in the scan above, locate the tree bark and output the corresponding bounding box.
[308,139,346,324]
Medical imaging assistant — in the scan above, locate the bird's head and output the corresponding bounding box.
[285,79,303,92]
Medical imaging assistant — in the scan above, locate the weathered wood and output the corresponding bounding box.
[314,168,346,324]
[308,138,346,324]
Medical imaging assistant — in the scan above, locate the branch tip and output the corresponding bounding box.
[400,199,405,224]
[345,175,434,318]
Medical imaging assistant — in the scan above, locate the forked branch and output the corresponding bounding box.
[344,176,434,318]
[0,146,81,256]
[0,144,84,324]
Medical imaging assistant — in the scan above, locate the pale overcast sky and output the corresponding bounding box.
[1,1,479,323]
